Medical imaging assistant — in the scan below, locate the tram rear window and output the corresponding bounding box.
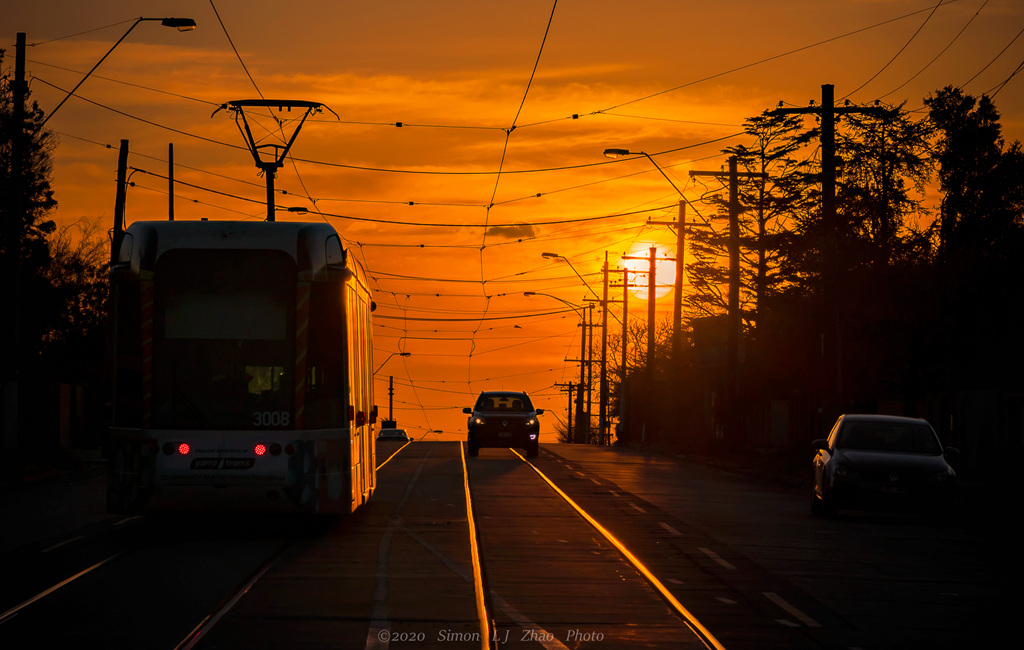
[152,249,297,430]
[161,252,290,340]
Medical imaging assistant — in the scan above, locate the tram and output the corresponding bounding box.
[106,220,376,514]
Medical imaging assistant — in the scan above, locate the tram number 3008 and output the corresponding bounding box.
[253,411,291,427]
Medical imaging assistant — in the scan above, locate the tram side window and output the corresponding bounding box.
[112,279,142,428]
[305,280,345,429]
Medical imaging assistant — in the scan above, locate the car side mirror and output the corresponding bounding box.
[811,438,829,452]
[943,446,960,467]
[463,407,472,414]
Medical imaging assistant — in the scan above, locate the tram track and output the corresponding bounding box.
[0,510,317,648]
[181,441,725,649]
[2,442,728,649]
[505,448,726,650]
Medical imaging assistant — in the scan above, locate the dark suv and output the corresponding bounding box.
[464,391,544,458]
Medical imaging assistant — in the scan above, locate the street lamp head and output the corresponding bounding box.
[523,291,536,297]
[399,352,411,357]
[161,17,198,31]
[603,148,634,159]
[541,252,562,260]
[40,16,197,127]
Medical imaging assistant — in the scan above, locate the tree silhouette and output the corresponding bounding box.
[1,49,59,379]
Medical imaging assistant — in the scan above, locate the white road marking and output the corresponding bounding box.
[698,547,736,570]
[658,522,681,536]
[42,535,84,553]
[629,503,646,513]
[764,592,821,628]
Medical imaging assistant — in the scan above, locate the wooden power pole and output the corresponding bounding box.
[689,156,767,448]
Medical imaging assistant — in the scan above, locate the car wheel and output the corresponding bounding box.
[811,492,824,517]
[468,442,479,457]
[818,490,838,518]
[526,441,539,458]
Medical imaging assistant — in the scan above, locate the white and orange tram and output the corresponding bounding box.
[106,220,376,514]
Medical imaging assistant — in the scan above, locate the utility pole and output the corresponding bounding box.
[112,140,130,264]
[168,143,175,221]
[769,84,885,422]
[610,267,643,441]
[388,375,395,421]
[554,382,575,439]
[621,246,672,443]
[620,267,629,439]
[599,253,610,445]
[4,33,28,453]
[648,200,712,358]
[576,318,586,444]
[690,156,767,449]
[564,315,590,444]
[587,303,594,442]
[649,201,686,359]
[622,246,677,373]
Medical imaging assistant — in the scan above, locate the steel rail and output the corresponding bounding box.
[510,448,728,650]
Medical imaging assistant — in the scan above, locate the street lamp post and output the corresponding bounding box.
[374,351,411,376]
[541,252,600,300]
[375,352,411,427]
[603,148,708,445]
[40,17,197,127]
[602,149,697,358]
[525,291,589,444]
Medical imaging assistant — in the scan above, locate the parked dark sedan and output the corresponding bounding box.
[812,414,958,517]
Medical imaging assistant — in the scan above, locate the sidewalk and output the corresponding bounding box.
[0,447,111,555]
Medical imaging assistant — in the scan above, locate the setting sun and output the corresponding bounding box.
[620,245,677,301]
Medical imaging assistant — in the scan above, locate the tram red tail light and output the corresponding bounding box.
[254,443,267,456]
[162,441,191,456]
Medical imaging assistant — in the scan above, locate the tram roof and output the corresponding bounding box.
[116,220,361,281]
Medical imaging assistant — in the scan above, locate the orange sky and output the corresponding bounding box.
[5,1,1024,440]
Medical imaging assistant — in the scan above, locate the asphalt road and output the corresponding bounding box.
[0,442,1009,649]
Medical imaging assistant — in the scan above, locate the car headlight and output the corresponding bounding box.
[525,417,537,427]
[833,462,859,480]
[470,416,486,426]
[929,466,956,482]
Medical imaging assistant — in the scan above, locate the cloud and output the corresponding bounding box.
[485,222,537,240]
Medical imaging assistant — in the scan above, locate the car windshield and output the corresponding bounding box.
[838,420,942,454]
[476,394,533,413]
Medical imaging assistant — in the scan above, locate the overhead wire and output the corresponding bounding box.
[34,0,994,431]
[877,0,989,100]
[843,0,946,100]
